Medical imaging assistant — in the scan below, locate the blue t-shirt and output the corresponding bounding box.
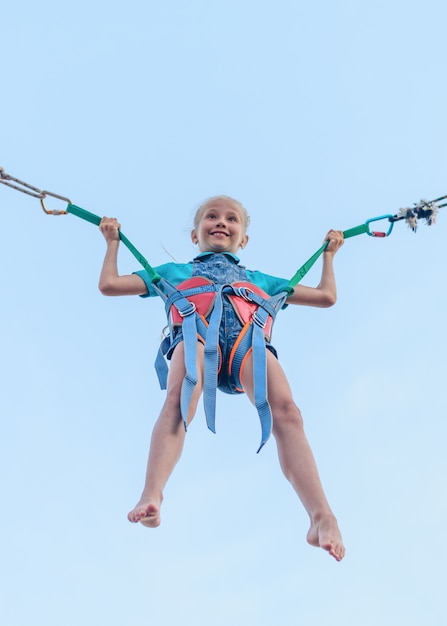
[135,252,290,298]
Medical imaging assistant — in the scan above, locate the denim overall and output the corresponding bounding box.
[168,253,277,393]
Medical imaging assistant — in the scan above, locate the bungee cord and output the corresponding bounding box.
[1,166,445,290]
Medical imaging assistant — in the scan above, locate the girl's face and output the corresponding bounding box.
[191,198,249,254]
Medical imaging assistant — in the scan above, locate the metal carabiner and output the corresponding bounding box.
[365,214,395,237]
[40,190,72,216]
[0,167,72,216]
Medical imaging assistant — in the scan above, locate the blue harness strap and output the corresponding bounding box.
[153,276,287,451]
[154,277,215,431]
[228,289,287,451]
[202,284,226,434]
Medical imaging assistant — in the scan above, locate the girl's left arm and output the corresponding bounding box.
[286,230,344,308]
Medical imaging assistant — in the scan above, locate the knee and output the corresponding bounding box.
[272,399,304,435]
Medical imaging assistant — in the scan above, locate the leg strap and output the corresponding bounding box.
[202,285,227,433]
[154,277,289,450]
[228,291,288,451]
[153,278,210,431]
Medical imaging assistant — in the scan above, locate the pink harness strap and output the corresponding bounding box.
[169,277,216,326]
[227,282,273,340]
[171,276,273,341]
[170,278,274,340]
[160,274,284,452]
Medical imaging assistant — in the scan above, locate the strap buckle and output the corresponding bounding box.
[178,302,197,317]
[235,286,255,301]
[252,310,268,329]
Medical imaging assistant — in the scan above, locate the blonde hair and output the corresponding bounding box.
[193,195,250,233]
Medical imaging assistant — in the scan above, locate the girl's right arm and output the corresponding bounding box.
[98,217,148,296]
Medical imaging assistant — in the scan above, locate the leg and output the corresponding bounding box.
[128,342,204,527]
[241,351,345,561]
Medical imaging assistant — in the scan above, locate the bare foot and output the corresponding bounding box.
[307,515,345,561]
[127,498,161,528]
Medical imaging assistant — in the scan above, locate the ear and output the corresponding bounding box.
[239,234,249,249]
[191,230,198,245]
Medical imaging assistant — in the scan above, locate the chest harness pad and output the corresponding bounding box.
[153,254,288,452]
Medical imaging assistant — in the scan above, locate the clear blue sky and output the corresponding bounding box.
[1,1,446,625]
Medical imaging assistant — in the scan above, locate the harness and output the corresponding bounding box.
[153,271,288,452]
[1,166,444,450]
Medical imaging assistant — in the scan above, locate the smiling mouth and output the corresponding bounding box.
[210,231,229,236]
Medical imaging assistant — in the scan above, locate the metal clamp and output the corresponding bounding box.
[365,214,395,237]
[40,190,72,215]
[0,167,72,215]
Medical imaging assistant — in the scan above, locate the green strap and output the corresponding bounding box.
[286,222,369,291]
[66,204,161,283]
[343,223,370,239]
[67,202,369,291]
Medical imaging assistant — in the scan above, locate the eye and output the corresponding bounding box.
[228,214,240,223]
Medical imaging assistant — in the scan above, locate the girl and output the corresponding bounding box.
[99,195,345,561]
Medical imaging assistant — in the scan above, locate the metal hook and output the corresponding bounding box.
[40,190,72,215]
[0,168,72,215]
[365,214,395,237]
